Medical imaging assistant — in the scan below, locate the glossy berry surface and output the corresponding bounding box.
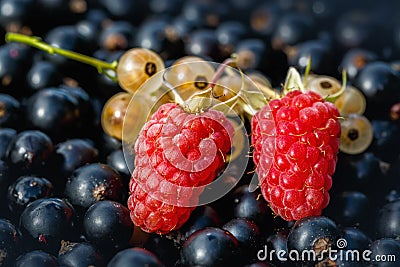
[252,90,340,221]
[65,163,124,210]
[15,250,58,267]
[0,93,21,128]
[83,200,134,252]
[376,199,400,239]
[7,176,53,213]
[222,218,261,264]
[0,219,22,265]
[57,242,105,267]
[108,247,164,267]
[55,138,99,176]
[19,198,75,254]
[179,227,239,267]
[6,130,54,174]
[287,216,341,265]
[128,103,233,234]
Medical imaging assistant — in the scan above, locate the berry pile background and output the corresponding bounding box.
[0,0,400,266]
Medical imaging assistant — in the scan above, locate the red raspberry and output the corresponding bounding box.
[128,103,234,234]
[251,90,340,221]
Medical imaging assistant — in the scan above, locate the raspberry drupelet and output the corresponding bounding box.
[252,90,341,221]
[128,103,234,234]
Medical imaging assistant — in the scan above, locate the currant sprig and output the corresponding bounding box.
[6,32,119,82]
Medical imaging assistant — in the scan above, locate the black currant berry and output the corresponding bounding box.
[232,185,276,230]
[325,191,369,227]
[26,61,63,92]
[64,163,124,211]
[174,205,221,244]
[6,130,54,174]
[83,200,134,252]
[179,227,239,267]
[108,247,164,267]
[0,128,16,160]
[15,250,58,267]
[19,198,75,254]
[376,199,400,239]
[144,235,180,267]
[222,218,262,264]
[7,176,53,214]
[287,216,341,266]
[57,241,105,267]
[0,219,22,265]
[0,93,21,128]
[55,138,99,176]
[25,88,81,138]
[369,238,400,267]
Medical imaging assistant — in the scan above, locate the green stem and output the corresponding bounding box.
[5,33,118,82]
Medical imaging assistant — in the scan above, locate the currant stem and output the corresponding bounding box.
[5,33,118,81]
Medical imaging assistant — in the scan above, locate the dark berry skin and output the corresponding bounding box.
[144,235,179,267]
[99,21,136,51]
[108,248,164,267]
[149,0,183,15]
[0,128,16,160]
[287,216,341,266]
[272,13,316,49]
[235,39,267,70]
[83,200,134,253]
[289,39,334,74]
[64,163,124,211]
[0,43,33,92]
[185,29,219,60]
[58,85,94,128]
[19,198,75,254]
[325,191,369,227]
[26,61,63,92]
[232,185,277,230]
[174,206,221,244]
[0,93,21,128]
[0,160,12,212]
[369,239,400,267]
[6,130,54,174]
[0,0,34,28]
[179,227,239,267]
[25,88,81,138]
[15,250,58,267]
[245,263,274,267]
[216,21,247,57]
[355,62,400,118]
[249,3,281,38]
[44,26,84,66]
[98,0,146,23]
[342,227,371,251]
[76,20,100,53]
[57,242,105,267]
[376,199,400,239]
[55,139,99,176]
[371,120,400,163]
[0,219,22,265]
[339,48,378,82]
[334,152,384,194]
[107,149,130,186]
[7,176,53,214]
[265,230,290,267]
[222,218,262,265]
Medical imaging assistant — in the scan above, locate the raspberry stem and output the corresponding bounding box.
[5,32,118,82]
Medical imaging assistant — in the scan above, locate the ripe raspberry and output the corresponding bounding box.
[128,103,234,234]
[251,90,341,221]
